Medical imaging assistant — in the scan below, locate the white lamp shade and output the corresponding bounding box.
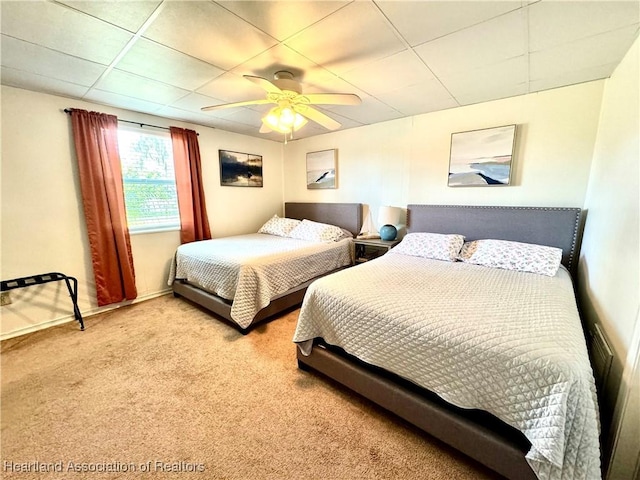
[377,206,401,228]
[262,106,307,133]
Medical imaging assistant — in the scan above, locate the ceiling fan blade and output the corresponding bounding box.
[259,123,273,134]
[201,98,272,111]
[297,105,341,131]
[301,93,361,106]
[243,75,283,94]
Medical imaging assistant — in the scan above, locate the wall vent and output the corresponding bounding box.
[590,323,613,392]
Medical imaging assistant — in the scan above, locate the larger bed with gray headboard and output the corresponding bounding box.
[171,202,362,332]
[294,205,600,480]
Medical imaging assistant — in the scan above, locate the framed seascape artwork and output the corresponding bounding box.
[307,149,337,189]
[219,150,263,187]
[448,125,517,187]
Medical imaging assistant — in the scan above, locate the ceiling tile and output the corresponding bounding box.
[161,106,269,134]
[323,95,403,125]
[1,35,106,86]
[1,66,90,98]
[284,1,406,75]
[530,26,638,81]
[142,1,277,70]
[441,55,528,106]
[223,107,268,127]
[529,63,619,93]
[169,92,235,117]
[288,121,333,140]
[341,50,435,96]
[196,72,268,104]
[217,1,349,41]
[95,69,191,105]
[229,44,322,82]
[297,68,367,97]
[415,9,527,78]
[377,79,458,116]
[529,0,640,52]
[55,0,162,33]
[231,123,280,138]
[209,113,292,140]
[376,0,523,46]
[0,0,132,65]
[455,82,528,107]
[300,107,364,131]
[155,105,229,129]
[441,56,528,99]
[83,88,165,114]
[116,38,225,91]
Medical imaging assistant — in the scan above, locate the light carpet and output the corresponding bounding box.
[1,294,501,479]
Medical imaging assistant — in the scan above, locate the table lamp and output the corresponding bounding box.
[377,206,401,241]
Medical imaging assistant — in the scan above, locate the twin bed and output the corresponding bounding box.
[170,202,600,480]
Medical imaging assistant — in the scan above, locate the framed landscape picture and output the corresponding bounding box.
[306,149,337,189]
[448,125,516,187]
[219,150,263,187]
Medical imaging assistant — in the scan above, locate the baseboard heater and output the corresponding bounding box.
[590,323,613,392]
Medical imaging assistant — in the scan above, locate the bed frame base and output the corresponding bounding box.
[297,344,537,480]
[173,277,313,333]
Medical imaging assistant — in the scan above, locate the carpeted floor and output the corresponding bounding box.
[1,295,502,479]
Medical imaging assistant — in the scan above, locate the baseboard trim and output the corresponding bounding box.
[0,289,172,341]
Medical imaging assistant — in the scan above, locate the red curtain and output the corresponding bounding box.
[170,127,211,244]
[69,109,137,306]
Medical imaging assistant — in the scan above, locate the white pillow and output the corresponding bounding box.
[391,232,465,262]
[458,239,562,276]
[258,215,301,237]
[288,219,347,242]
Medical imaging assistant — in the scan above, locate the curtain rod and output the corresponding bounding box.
[63,108,199,135]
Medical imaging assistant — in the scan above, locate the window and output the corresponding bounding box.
[117,128,180,233]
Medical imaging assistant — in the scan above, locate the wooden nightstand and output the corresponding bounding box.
[354,238,400,264]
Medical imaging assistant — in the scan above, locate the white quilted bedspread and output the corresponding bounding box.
[294,252,601,480]
[169,234,352,328]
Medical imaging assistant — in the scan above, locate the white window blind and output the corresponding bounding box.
[117,128,180,233]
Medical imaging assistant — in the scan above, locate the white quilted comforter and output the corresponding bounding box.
[169,233,352,328]
[294,252,601,480]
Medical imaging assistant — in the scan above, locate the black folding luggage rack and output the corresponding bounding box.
[1,272,84,330]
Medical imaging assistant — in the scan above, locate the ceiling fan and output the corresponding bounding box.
[201,71,361,135]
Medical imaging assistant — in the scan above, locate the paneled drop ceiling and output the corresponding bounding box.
[1,0,638,142]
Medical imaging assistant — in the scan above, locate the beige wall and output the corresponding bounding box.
[0,86,283,338]
[0,79,606,341]
[284,80,604,228]
[578,37,639,477]
[579,37,639,364]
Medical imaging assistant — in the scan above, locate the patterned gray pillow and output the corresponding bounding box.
[392,232,465,262]
[288,219,346,242]
[458,239,562,276]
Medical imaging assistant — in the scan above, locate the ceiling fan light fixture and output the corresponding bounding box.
[262,106,307,134]
[202,71,357,138]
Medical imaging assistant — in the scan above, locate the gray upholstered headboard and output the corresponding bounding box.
[285,202,363,237]
[407,205,584,274]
